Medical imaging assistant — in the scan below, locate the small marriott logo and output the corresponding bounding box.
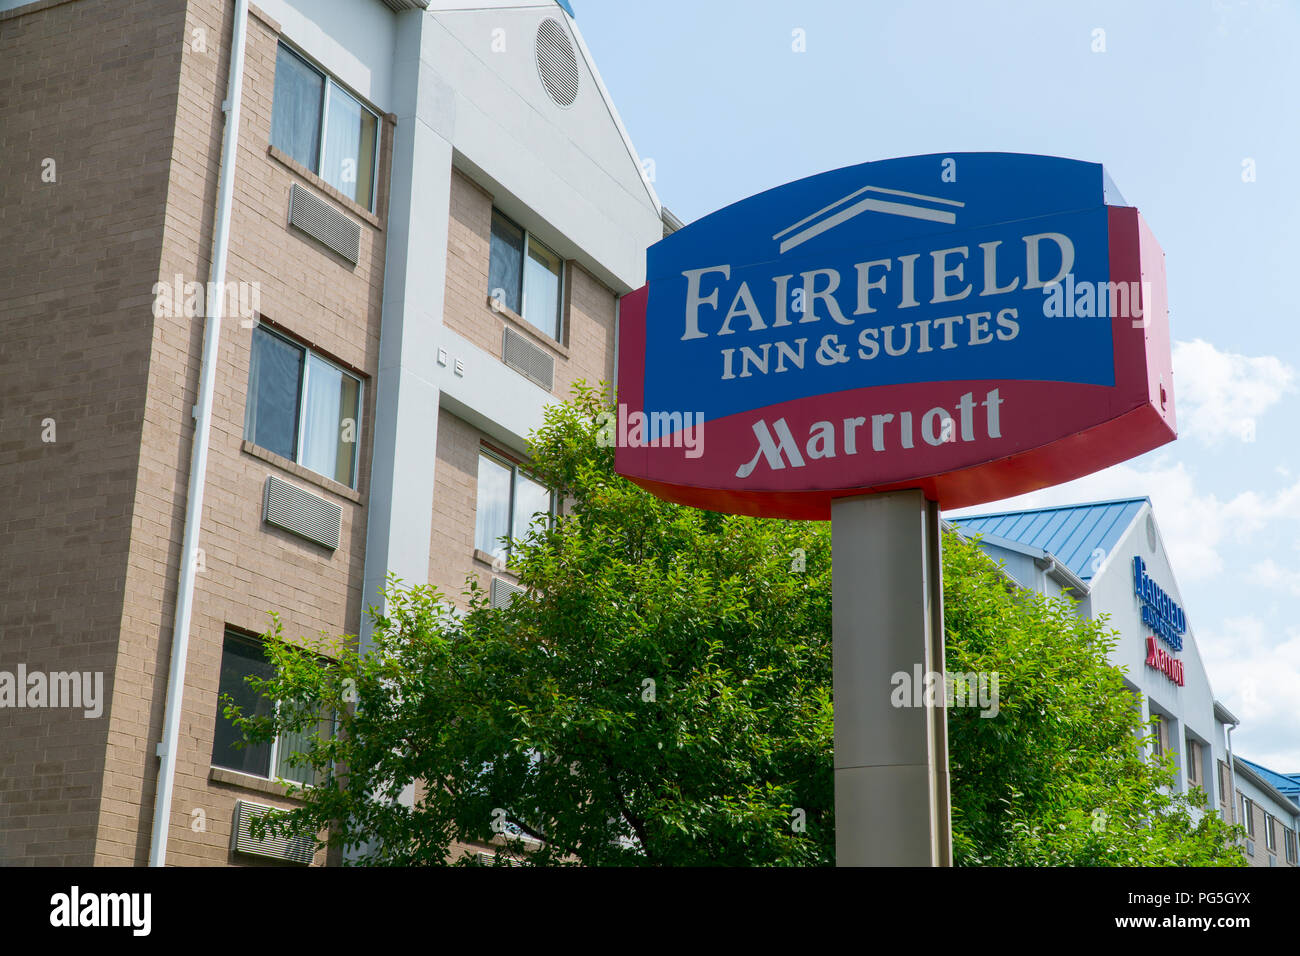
[49,886,151,937]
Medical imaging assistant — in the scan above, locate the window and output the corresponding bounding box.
[473,451,553,563]
[245,325,362,487]
[1184,737,1199,784]
[1285,826,1297,864]
[488,209,564,340]
[271,42,379,210]
[1240,794,1255,836]
[1149,714,1165,758]
[1265,812,1276,852]
[211,632,334,787]
[1218,760,1230,805]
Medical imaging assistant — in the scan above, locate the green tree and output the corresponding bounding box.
[231,382,1243,866]
[237,382,834,865]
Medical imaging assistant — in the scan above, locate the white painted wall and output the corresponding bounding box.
[425,4,661,291]
[257,0,398,111]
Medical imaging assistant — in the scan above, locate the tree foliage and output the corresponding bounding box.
[230,382,1243,866]
[943,534,1244,865]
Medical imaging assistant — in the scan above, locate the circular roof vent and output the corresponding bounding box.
[536,18,579,108]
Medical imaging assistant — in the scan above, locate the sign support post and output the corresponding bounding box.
[831,490,951,866]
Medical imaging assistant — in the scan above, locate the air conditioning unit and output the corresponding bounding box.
[288,183,361,265]
[231,800,316,864]
[478,851,524,866]
[502,326,555,390]
[490,577,525,609]
[264,476,342,550]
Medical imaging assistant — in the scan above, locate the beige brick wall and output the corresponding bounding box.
[96,0,388,865]
[443,167,617,404]
[428,408,504,605]
[0,0,188,866]
[2,0,619,868]
[433,167,619,617]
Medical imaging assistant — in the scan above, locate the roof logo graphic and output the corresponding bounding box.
[772,184,965,254]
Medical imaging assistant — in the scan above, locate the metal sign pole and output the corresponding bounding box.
[831,489,952,866]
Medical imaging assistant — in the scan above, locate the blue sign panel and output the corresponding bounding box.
[643,153,1122,432]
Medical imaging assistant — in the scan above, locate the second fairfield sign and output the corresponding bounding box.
[615,152,1177,519]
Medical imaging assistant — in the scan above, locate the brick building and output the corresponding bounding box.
[0,0,663,865]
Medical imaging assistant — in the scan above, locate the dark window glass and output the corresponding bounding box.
[489,212,524,315]
[270,44,324,171]
[212,635,275,776]
[245,327,304,462]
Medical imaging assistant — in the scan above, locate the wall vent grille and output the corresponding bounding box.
[490,577,525,609]
[536,18,579,107]
[288,183,360,264]
[232,800,315,864]
[478,850,524,866]
[502,327,555,390]
[264,476,342,550]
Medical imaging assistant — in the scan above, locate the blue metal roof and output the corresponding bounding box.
[1239,757,1300,807]
[556,0,575,16]
[947,497,1147,581]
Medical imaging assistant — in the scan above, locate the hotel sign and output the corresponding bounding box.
[616,152,1177,519]
[1135,555,1186,686]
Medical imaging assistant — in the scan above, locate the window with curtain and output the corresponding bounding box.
[212,633,275,777]
[487,208,564,340]
[473,452,553,563]
[270,41,379,211]
[245,326,362,487]
[488,212,524,316]
[211,631,334,786]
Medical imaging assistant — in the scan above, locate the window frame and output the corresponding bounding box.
[212,630,337,789]
[1241,794,1255,837]
[245,323,364,489]
[1265,812,1276,852]
[473,448,555,564]
[489,208,566,342]
[1149,713,1164,759]
[273,40,381,212]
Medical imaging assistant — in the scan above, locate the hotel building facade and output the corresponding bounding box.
[950,497,1298,867]
[0,0,663,865]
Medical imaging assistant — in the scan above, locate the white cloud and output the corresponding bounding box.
[1252,558,1300,596]
[1198,616,1300,771]
[947,457,1300,583]
[1171,338,1294,444]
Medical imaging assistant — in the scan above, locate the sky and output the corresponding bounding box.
[575,0,1300,771]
